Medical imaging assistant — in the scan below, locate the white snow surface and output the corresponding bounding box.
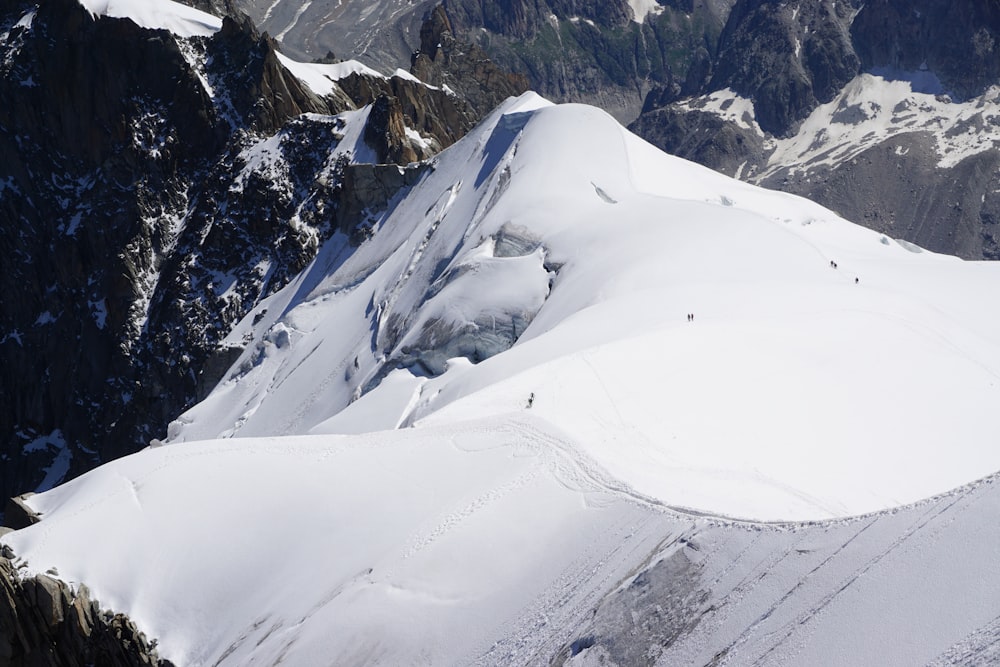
[627,0,664,23]
[7,93,1000,665]
[275,54,385,97]
[169,92,1000,522]
[676,87,765,135]
[76,0,221,37]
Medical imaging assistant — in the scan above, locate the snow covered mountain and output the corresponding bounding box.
[165,92,1000,521]
[5,88,1000,664]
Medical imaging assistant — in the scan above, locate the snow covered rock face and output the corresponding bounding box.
[0,0,488,500]
[238,0,733,123]
[631,0,1000,260]
[708,0,860,136]
[851,0,1000,104]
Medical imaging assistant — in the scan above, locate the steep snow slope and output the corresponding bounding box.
[168,93,1000,521]
[5,95,1000,665]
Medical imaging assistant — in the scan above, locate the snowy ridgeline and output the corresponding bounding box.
[164,93,1000,522]
[4,16,1000,661]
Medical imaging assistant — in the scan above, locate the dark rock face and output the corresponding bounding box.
[0,0,513,502]
[441,0,733,121]
[365,95,420,164]
[205,13,347,133]
[629,104,767,176]
[410,5,530,119]
[337,163,431,243]
[1,497,39,532]
[443,0,632,41]
[185,0,240,19]
[0,555,171,666]
[852,0,1000,101]
[336,68,480,158]
[1,0,218,168]
[233,0,437,66]
[237,0,734,121]
[0,0,347,500]
[709,0,860,136]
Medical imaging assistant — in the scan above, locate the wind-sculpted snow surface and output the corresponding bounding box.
[5,419,1000,665]
[5,95,1000,664]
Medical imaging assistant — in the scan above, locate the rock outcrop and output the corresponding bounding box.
[0,498,39,533]
[237,0,733,122]
[337,163,432,243]
[629,102,768,176]
[439,0,733,121]
[0,0,354,501]
[0,554,171,666]
[410,5,529,119]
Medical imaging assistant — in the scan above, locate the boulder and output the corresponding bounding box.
[2,496,40,531]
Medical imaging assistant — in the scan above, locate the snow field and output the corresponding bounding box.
[7,420,671,665]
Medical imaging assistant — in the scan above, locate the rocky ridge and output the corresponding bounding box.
[0,549,170,667]
[0,0,519,502]
[419,0,734,122]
